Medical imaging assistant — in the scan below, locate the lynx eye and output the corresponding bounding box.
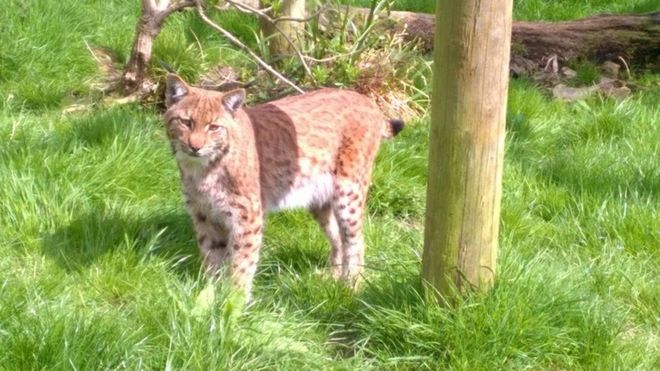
[180,119,193,129]
[208,123,222,132]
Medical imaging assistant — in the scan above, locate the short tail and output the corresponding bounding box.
[382,119,405,139]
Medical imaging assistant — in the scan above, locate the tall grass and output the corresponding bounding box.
[1,0,658,369]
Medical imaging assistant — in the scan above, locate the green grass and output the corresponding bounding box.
[1,0,659,369]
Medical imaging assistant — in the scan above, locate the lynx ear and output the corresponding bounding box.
[222,89,245,115]
[165,74,189,107]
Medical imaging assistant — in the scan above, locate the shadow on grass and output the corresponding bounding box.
[39,207,199,278]
[324,272,430,360]
[256,209,340,282]
[507,139,660,199]
[39,205,339,284]
[260,240,329,278]
[506,119,660,200]
[255,258,427,355]
[61,107,163,149]
[631,0,660,13]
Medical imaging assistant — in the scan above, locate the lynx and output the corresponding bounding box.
[163,74,404,300]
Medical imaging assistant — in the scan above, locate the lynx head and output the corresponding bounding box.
[163,74,245,163]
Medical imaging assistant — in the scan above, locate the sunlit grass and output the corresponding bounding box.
[1,0,658,369]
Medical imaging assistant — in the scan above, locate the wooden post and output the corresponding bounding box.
[422,0,512,296]
[260,0,306,56]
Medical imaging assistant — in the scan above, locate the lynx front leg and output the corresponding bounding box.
[192,212,232,276]
[227,201,264,301]
[311,204,343,279]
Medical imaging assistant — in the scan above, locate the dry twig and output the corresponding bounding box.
[193,0,305,94]
[220,0,328,23]
[221,0,315,79]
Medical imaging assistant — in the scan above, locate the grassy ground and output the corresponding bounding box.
[1,0,658,369]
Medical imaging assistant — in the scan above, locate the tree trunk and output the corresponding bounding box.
[260,0,306,56]
[423,0,512,297]
[123,12,161,94]
[122,0,193,95]
[349,9,659,74]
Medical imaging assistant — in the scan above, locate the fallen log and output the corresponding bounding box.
[374,10,660,74]
[225,2,659,74]
[117,0,658,99]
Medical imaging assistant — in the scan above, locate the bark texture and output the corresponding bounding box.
[423,0,512,296]
[360,9,660,74]
[123,0,193,95]
[260,0,306,56]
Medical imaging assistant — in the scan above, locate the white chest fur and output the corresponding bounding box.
[267,173,334,212]
[179,157,227,213]
[179,153,335,214]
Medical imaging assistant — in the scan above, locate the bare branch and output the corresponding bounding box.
[83,39,102,65]
[222,0,314,79]
[220,0,268,16]
[302,50,359,63]
[220,1,329,24]
[617,55,631,79]
[193,0,305,94]
[273,3,329,24]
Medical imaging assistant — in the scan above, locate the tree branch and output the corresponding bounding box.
[221,0,329,23]
[145,0,158,13]
[193,0,305,94]
[222,0,315,79]
[273,3,329,23]
[221,0,266,15]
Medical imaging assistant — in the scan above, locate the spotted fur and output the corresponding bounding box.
[163,74,403,300]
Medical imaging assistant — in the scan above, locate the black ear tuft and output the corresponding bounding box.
[165,74,189,107]
[222,89,245,115]
[390,119,405,136]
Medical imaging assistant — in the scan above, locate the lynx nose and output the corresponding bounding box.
[189,133,205,153]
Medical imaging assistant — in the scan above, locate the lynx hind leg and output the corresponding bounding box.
[332,126,380,288]
[311,204,343,279]
[332,177,369,288]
